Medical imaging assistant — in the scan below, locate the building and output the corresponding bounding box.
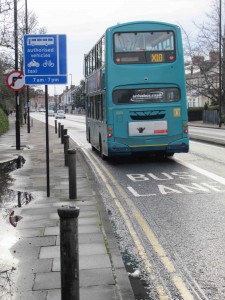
[29,89,58,111]
[185,51,220,108]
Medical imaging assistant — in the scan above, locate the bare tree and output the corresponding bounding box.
[0,0,47,111]
[182,0,225,114]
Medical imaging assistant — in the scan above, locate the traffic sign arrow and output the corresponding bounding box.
[6,70,25,91]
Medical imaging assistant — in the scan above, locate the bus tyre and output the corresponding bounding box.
[88,129,91,143]
[166,153,174,157]
[99,137,106,160]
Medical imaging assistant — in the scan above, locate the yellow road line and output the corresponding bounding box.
[85,150,193,299]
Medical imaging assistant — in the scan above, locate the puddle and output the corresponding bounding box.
[0,156,33,299]
[0,155,33,216]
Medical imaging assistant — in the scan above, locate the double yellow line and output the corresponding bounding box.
[84,150,194,300]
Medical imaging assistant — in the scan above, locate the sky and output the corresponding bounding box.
[26,0,213,96]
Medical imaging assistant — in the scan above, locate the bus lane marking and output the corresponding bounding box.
[82,149,195,299]
[174,157,225,186]
[126,171,225,197]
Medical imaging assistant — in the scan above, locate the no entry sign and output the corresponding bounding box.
[6,70,25,91]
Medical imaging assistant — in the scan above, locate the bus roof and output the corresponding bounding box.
[107,20,180,32]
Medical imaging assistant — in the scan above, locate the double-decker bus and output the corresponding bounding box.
[84,21,189,159]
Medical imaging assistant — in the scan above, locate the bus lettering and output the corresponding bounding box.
[151,53,163,62]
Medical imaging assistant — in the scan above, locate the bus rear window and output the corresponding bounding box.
[114,31,175,64]
[113,88,180,104]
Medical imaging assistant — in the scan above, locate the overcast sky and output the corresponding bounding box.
[26,0,213,95]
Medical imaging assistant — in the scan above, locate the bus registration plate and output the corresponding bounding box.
[129,121,168,136]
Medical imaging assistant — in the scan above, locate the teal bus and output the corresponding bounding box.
[84,21,189,159]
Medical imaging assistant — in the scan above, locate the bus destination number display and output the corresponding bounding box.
[150,52,175,63]
[151,53,163,63]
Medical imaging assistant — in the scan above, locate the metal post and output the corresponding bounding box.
[58,206,80,300]
[63,128,67,143]
[14,0,20,150]
[45,85,50,197]
[219,0,222,127]
[64,135,69,166]
[68,149,77,199]
[55,119,57,134]
[61,124,64,144]
[58,122,61,138]
[25,0,30,133]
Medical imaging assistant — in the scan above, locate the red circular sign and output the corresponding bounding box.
[6,70,25,91]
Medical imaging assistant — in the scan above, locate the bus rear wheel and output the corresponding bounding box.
[166,153,174,157]
[88,129,91,143]
[99,137,106,160]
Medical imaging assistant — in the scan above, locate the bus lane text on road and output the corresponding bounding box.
[126,172,225,197]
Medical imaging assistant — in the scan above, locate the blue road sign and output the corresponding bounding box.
[24,34,67,85]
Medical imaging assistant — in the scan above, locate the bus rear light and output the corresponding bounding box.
[183,123,188,134]
[108,127,113,131]
[108,133,113,137]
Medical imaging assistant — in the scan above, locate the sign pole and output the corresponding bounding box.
[45,85,50,197]
[25,0,30,134]
[23,34,68,197]
[14,0,20,150]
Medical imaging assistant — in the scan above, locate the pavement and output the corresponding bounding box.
[0,115,135,300]
[189,120,225,129]
[188,120,225,146]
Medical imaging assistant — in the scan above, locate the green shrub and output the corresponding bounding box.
[188,107,204,112]
[0,108,9,135]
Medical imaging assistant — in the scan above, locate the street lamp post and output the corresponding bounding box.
[219,0,222,127]
[69,74,72,113]
[69,73,72,87]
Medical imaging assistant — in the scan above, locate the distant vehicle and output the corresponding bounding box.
[39,108,45,112]
[55,110,65,119]
[48,109,55,116]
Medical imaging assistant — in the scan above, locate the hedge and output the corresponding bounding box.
[0,108,9,135]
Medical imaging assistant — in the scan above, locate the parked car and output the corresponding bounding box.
[48,109,55,116]
[55,110,66,119]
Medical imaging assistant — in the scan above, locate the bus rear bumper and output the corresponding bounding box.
[108,137,189,156]
[167,138,189,153]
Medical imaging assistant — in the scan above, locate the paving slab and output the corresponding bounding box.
[52,253,111,271]
[0,117,135,300]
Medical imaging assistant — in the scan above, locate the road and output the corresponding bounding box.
[32,113,225,300]
[189,125,225,146]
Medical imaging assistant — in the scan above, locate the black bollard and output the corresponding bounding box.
[63,129,67,143]
[58,123,61,138]
[58,206,80,300]
[55,119,57,134]
[68,149,77,199]
[61,127,67,144]
[61,125,64,144]
[64,135,70,166]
